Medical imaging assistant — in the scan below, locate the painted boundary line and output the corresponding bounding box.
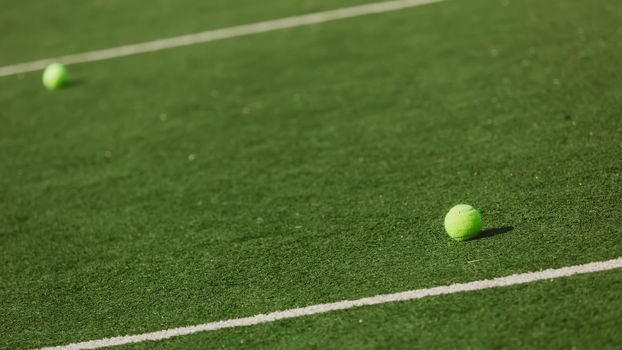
[0,0,442,78]
[40,257,622,350]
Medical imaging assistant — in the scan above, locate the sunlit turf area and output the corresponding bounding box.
[1,0,622,349]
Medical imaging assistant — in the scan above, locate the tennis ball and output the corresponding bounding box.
[444,204,482,241]
[42,63,69,90]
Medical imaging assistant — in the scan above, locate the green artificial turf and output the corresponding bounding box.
[0,0,377,66]
[119,269,622,350]
[1,0,622,348]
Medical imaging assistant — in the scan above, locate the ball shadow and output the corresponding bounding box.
[472,226,514,240]
[64,79,85,89]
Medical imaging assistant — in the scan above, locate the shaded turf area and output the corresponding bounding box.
[1,0,621,348]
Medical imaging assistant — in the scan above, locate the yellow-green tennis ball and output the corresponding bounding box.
[42,63,69,90]
[444,204,482,241]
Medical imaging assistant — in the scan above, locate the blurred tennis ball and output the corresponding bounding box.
[42,63,69,90]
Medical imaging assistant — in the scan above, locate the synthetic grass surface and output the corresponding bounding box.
[0,0,378,66]
[1,0,622,348]
[119,269,622,350]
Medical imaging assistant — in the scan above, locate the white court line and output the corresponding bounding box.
[40,257,622,350]
[0,0,442,78]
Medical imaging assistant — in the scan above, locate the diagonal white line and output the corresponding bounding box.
[0,0,443,78]
[40,257,622,350]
